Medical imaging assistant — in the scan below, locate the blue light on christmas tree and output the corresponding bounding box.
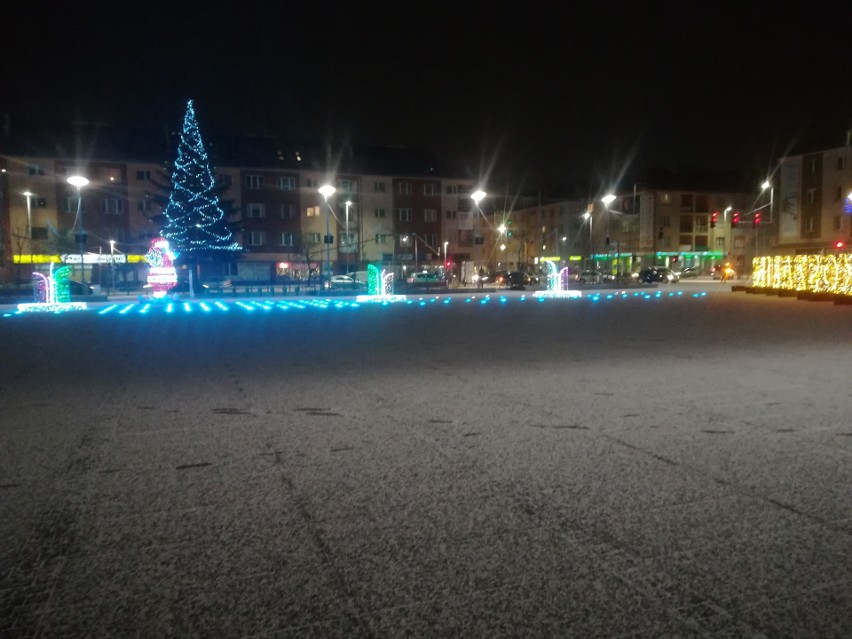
[161,100,241,256]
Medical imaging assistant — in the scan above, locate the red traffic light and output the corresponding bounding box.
[732,211,741,227]
[753,212,761,227]
[711,211,718,228]
[835,240,845,250]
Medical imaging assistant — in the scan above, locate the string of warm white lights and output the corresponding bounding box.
[753,255,852,295]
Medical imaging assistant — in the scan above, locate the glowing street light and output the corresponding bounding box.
[345,199,352,274]
[319,184,336,288]
[601,194,617,205]
[23,191,33,255]
[67,175,89,282]
[471,190,486,269]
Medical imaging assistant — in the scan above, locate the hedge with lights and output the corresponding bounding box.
[753,255,852,295]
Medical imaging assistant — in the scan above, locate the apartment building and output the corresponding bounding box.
[0,124,473,288]
[775,141,852,254]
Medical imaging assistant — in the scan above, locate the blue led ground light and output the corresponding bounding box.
[3,291,710,320]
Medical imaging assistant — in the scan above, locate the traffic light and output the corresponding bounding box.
[834,240,845,250]
[711,211,718,228]
[753,212,761,227]
[732,211,741,228]
[507,231,513,238]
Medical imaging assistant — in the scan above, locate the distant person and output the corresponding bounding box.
[478,267,485,289]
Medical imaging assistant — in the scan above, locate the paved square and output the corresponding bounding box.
[1,289,850,637]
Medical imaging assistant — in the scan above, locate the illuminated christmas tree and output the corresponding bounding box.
[161,100,241,260]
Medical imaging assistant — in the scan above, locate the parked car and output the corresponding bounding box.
[407,272,448,288]
[573,270,615,284]
[677,266,701,278]
[637,267,679,283]
[523,273,540,286]
[493,271,527,290]
[66,280,94,295]
[326,275,357,289]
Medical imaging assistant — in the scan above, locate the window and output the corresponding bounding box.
[838,156,846,171]
[679,217,694,233]
[660,215,671,227]
[34,198,47,208]
[136,170,151,181]
[340,232,357,247]
[660,193,672,205]
[680,194,694,210]
[246,174,264,189]
[279,232,294,247]
[835,186,843,202]
[247,231,266,246]
[833,216,841,230]
[474,236,485,245]
[27,164,45,176]
[808,159,818,175]
[62,197,84,213]
[715,237,726,248]
[31,227,48,240]
[424,209,437,222]
[806,188,817,204]
[280,203,294,219]
[305,177,318,188]
[374,181,386,192]
[100,199,124,214]
[217,174,232,187]
[424,184,437,196]
[305,232,321,244]
[137,199,153,212]
[374,208,386,218]
[397,182,412,195]
[446,185,458,194]
[734,236,745,248]
[306,206,320,217]
[339,179,356,193]
[695,195,708,211]
[375,234,387,245]
[398,208,412,221]
[805,217,815,233]
[277,176,295,191]
[246,203,266,218]
[428,234,437,247]
[679,235,692,247]
[446,210,457,219]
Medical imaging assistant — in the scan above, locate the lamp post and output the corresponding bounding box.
[345,200,352,274]
[602,194,616,274]
[582,211,593,268]
[471,189,486,272]
[23,191,33,257]
[319,184,336,289]
[109,240,115,294]
[67,175,89,282]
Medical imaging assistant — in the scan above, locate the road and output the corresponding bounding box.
[1,286,850,637]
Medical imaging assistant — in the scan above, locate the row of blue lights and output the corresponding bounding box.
[3,291,708,319]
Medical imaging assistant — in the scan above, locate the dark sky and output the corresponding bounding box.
[5,1,851,190]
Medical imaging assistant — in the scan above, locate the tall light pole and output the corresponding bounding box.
[602,194,616,274]
[583,211,593,267]
[345,200,352,274]
[67,175,89,282]
[109,240,115,294]
[471,190,486,273]
[319,184,336,289]
[23,191,33,257]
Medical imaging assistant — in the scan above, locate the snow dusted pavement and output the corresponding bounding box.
[1,289,850,637]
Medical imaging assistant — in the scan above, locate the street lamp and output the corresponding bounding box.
[471,190,486,271]
[583,211,593,266]
[108,240,116,294]
[760,180,774,223]
[23,191,33,257]
[67,175,89,282]
[345,200,352,274]
[319,184,336,288]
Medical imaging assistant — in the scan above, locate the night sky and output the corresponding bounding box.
[5,2,851,190]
